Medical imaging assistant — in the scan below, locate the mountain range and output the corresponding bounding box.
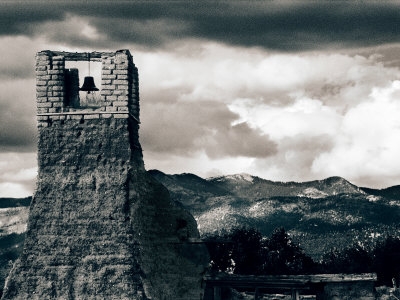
[148,170,400,258]
[1,171,400,290]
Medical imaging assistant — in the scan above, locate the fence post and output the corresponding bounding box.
[291,289,300,300]
[213,286,221,300]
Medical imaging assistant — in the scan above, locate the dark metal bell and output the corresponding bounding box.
[80,76,99,93]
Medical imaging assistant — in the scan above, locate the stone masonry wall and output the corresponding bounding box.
[35,50,140,125]
[101,51,139,121]
[36,53,65,114]
[1,50,208,300]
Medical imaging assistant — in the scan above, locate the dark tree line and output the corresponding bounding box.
[204,227,400,286]
[205,227,317,276]
[320,236,400,285]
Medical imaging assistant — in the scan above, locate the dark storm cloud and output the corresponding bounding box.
[140,99,276,158]
[2,2,400,51]
[0,79,37,152]
[0,126,36,152]
[204,122,277,159]
[0,106,36,152]
[0,37,38,79]
[0,2,64,35]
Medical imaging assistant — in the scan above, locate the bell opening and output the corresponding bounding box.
[65,60,102,109]
[79,75,100,108]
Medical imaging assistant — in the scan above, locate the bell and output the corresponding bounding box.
[80,76,99,93]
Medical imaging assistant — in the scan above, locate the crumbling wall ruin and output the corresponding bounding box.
[1,50,209,300]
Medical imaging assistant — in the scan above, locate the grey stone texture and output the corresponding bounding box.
[1,50,209,300]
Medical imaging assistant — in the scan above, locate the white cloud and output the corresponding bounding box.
[144,151,255,179]
[229,97,341,140]
[134,42,400,188]
[1,167,37,183]
[135,45,399,107]
[312,81,400,187]
[120,43,400,187]
[0,182,32,198]
[2,38,400,197]
[0,153,37,197]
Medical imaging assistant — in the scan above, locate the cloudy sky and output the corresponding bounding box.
[2,1,400,197]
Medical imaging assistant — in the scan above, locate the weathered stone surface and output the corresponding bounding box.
[2,119,143,300]
[2,50,209,300]
[129,169,209,300]
[3,118,208,300]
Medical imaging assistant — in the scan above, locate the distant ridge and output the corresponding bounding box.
[150,170,364,201]
[149,170,400,259]
[360,185,400,200]
[3,171,400,264]
[207,173,363,199]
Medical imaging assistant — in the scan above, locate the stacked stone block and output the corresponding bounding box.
[35,52,65,118]
[100,50,139,122]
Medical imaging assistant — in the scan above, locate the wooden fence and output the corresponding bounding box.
[203,273,377,300]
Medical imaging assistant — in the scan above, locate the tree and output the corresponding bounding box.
[262,227,316,275]
[321,244,372,274]
[205,227,315,275]
[205,232,234,273]
[206,228,400,284]
[230,227,264,275]
[372,236,400,286]
[205,227,264,274]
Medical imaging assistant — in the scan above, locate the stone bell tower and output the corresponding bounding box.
[1,50,209,300]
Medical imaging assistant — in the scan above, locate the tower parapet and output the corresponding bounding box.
[35,50,140,125]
